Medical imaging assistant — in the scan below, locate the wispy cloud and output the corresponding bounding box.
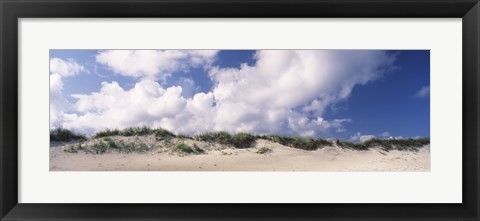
[379,131,390,137]
[415,86,430,98]
[351,132,375,142]
[50,58,86,77]
[96,50,218,80]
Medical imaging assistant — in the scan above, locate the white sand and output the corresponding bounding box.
[50,139,430,171]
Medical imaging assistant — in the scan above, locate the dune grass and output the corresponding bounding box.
[260,135,332,151]
[94,127,177,140]
[256,147,272,154]
[93,129,121,138]
[65,137,151,154]
[52,127,430,153]
[50,128,86,142]
[194,131,256,148]
[64,143,85,153]
[173,143,205,155]
[94,126,156,138]
[154,128,176,140]
[335,138,430,152]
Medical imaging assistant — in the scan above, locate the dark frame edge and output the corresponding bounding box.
[0,0,19,220]
[463,2,480,221]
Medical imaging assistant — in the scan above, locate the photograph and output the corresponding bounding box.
[49,49,430,171]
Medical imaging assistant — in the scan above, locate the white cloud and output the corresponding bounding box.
[351,132,375,142]
[415,85,430,98]
[206,50,395,135]
[62,79,217,135]
[50,58,85,77]
[50,74,69,129]
[96,50,218,80]
[360,135,375,142]
[63,79,186,134]
[49,58,86,129]
[379,131,390,137]
[54,50,397,137]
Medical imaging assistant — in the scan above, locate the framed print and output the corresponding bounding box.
[1,0,479,220]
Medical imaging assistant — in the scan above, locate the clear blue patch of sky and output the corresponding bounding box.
[322,50,430,139]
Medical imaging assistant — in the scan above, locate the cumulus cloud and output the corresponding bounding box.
[206,50,395,135]
[63,79,188,134]
[96,50,218,80]
[50,57,86,77]
[49,58,86,128]
[54,50,397,137]
[351,132,375,142]
[59,79,352,136]
[415,85,430,98]
[209,50,395,114]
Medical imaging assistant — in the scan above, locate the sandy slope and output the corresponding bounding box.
[50,138,430,171]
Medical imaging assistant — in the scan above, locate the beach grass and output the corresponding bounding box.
[173,143,205,155]
[52,127,430,154]
[50,128,86,142]
[260,135,332,151]
[194,131,256,148]
[256,147,272,154]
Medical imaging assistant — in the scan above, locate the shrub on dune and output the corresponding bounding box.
[265,135,332,150]
[335,140,369,151]
[94,129,121,138]
[195,131,231,143]
[89,139,150,154]
[50,128,86,142]
[256,147,272,154]
[194,131,256,148]
[174,143,205,155]
[92,141,108,154]
[64,143,85,153]
[153,128,176,140]
[95,127,177,139]
[56,125,429,154]
[120,126,153,136]
[230,133,256,148]
[336,137,430,152]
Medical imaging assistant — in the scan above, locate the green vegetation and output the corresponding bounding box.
[194,131,256,148]
[176,134,192,140]
[94,127,152,138]
[335,137,430,152]
[94,127,178,140]
[103,137,118,148]
[256,147,272,154]
[263,135,332,151]
[54,127,430,154]
[92,141,109,154]
[173,143,205,155]
[154,128,175,140]
[50,128,86,142]
[115,141,150,153]
[66,139,150,154]
[93,129,121,138]
[335,140,369,151]
[120,126,153,136]
[64,143,85,153]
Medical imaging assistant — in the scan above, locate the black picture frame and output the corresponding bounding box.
[1,0,479,220]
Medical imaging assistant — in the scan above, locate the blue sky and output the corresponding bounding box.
[50,50,429,141]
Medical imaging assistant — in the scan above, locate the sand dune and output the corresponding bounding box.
[50,138,430,171]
